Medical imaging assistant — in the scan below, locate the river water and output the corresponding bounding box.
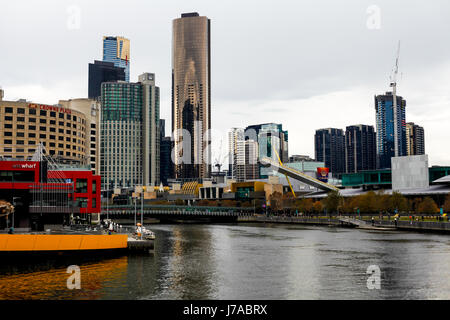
[0,223,449,300]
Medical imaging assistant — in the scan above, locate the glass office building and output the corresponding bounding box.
[103,36,130,82]
[345,124,377,173]
[100,73,160,190]
[88,60,125,99]
[172,13,211,180]
[314,128,345,176]
[375,92,407,169]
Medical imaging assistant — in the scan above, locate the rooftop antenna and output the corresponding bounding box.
[390,41,401,157]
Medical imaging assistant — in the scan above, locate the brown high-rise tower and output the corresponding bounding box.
[172,12,211,180]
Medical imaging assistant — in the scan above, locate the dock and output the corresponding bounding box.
[127,236,154,253]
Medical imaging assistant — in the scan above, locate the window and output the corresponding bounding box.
[66,114,71,120]
[50,127,56,132]
[40,126,46,131]
[28,133,36,138]
[13,171,35,182]
[39,134,46,139]
[16,140,24,145]
[50,135,56,140]
[17,132,24,137]
[40,110,47,116]
[50,143,55,147]
[92,198,96,208]
[17,125,24,130]
[59,121,64,126]
[66,130,71,134]
[16,148,24,153]
[50,111,56,117]
[4,124,12,129]
[4,116,12,121]
[4,132,12,136]
[58,129,64,133]
[5,107,13,113]
[92,180,97,194]
[29,109,36,115]
[4,140,12,144]
[17,108,25,114]
[76,198,88,208]
[75,179,88,193]
[3,148,12,153]
[17,117,25,122]
[29,118,36,123]
[40,119,46,124]
[28,125,36,130]
[59,113,64,119]
[50,120,56,125]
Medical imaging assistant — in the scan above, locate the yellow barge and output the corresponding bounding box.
[0,234,128,256]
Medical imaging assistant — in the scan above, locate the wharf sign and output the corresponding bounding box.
[28,103,72,114]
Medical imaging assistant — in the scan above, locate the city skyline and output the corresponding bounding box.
[1,1,450,166]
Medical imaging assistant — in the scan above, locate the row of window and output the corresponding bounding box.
[1,107,85,123]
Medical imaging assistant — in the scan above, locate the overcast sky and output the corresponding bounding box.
[1,0,449,166]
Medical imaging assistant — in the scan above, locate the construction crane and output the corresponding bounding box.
[390,41,401,157]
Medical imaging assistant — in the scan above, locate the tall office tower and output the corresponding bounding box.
[88,60,125,99]
[314,128,345,176]
[103,36,130,82]
[228,128,245,180]
[172,12,211,180]
[345,125,377,173]
[159,119,173,185]
[244,139,259,180]
[100,73,160,190]
[405,122,425,156]
[375,92,407,169]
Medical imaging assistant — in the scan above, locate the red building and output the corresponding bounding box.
[0,160,100,231]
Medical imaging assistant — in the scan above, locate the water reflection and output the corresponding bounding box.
[0,224,449,300]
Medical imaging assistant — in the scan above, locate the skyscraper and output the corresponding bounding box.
[100,73,159,190]
[88,60,125,99]
[314,128,345,176]
[345,125,377,173]
[172,12,211,180]
[245,123,289,178]
[375,92,407,169]
[228,128,245,180]
[103,36,130,82]
[159,119,174,185]
[406,122,425,156]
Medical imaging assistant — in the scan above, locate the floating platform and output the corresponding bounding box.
[127,237,155,253]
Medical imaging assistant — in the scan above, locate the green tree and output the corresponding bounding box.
[391,192,408,213]
[323,190,342,215]
[313,201,323,214]
[417,197,439,214]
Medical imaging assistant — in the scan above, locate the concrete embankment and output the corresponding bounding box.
[238,216,450,234]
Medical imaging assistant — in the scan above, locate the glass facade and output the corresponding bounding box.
[375,92,407,169]
[100,77,160,190]
[314,128,345,176]
[172,13,211,179]
[103,36,130,82]
[345,125,377,173]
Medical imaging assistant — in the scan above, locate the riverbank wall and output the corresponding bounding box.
[238,216,450,234]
